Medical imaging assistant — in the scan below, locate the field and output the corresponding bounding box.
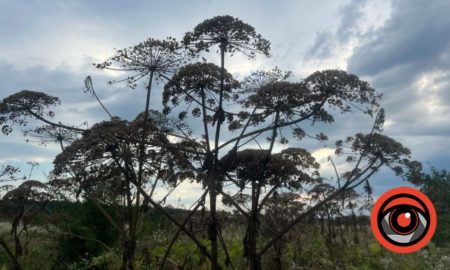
[1,204,449,269]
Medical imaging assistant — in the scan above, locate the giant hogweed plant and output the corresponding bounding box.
[0,15,421,270]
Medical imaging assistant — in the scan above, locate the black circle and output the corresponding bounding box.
[389,206,418,235]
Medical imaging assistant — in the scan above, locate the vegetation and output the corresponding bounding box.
[0,15,446,270]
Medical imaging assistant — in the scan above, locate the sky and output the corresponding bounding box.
[0,0,449,207]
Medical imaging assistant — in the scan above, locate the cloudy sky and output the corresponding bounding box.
[1,0,449,206]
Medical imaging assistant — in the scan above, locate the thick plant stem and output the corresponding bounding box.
[125,71,154,270]
[248,182,261,270]
[208,169,219,270]
[248,111,279,270]
[210,43,226,270]
[0,237,22,270]
[121,172,135,270]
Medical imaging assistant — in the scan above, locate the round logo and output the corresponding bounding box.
[371,187,437,253]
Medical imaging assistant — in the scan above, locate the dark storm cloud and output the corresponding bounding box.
[305,0,368,60]
[345,0,450,143]
[302,0,450,195]
[347,0,450,77]
[335,0,368,43]
[304,31,336,60]
[308,0,450,143]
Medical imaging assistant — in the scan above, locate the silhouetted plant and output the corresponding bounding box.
[180,15,272,269]
[219,148,320,268]
[52,114,195,269]
[183,15,270,58]
[0,14,424,270]
[95,37,185,87]
[0,90,85,134]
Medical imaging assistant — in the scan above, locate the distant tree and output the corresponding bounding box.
[48,198,118,267]
[0,163,52,270]
[409,168,450,246]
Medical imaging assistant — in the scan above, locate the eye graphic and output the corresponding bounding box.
[379,196,428,245]
[371,187,436,253]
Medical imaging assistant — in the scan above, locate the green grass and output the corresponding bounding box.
[1,221,449,269]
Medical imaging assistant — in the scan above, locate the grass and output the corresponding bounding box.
[1,222,449,269]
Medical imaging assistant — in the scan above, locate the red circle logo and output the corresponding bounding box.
[371,187,437,253]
